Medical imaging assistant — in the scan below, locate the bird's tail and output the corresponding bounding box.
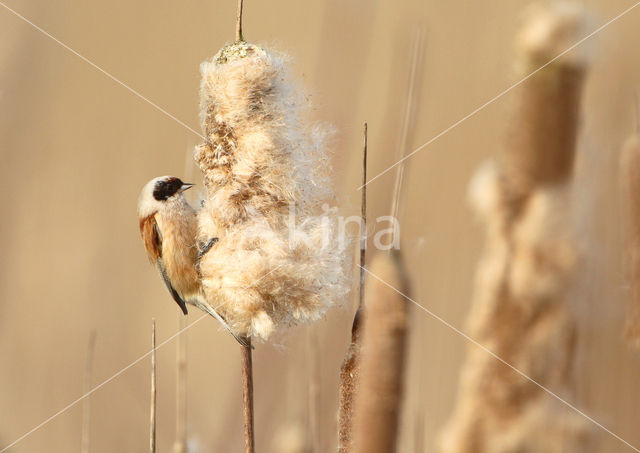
[191,298,253,349]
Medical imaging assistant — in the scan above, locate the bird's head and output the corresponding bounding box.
[137,176,194,218]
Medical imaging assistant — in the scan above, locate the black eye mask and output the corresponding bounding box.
[153,177,183,201]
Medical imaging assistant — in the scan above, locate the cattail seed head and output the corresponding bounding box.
[353,250,409,453]
[504,2,591,203]
[195,42,350,340]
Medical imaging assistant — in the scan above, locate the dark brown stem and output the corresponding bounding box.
[173,315,188,453]
[150,319,157,453]
[236,0,244,42]
[241,337,255,453]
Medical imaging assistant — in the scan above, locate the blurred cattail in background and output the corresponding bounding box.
[440,3,593,452]
[194,41,350,341]
[619,119,640,346]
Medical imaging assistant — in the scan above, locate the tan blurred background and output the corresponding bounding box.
[2,0,640,451]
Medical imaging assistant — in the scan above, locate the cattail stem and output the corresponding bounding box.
[359,122,367,310]
[81,330,96,453]
[236,0,244,42]
[241,337,255,453]
[338,123,368,452]
[150,319,157,453]
[173,315,188,453]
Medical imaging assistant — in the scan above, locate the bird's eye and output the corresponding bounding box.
[153,178,183,201]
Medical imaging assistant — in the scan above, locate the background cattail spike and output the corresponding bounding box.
[620,124,640,346]
[441,3,593,451]
[353,250,410,453]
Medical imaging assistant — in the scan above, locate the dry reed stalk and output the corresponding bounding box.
[241,338,255,453]
[337,124,367,453]
[150,319,157,453]
[236,0,244,42]
[440,4,592,452]
[391,27,425,227]
[620,127,640,346]
[173,315,188,453]
[81,330,96,453]
[353,250,409,453]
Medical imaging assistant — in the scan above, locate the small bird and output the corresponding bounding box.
[137,176,249,347]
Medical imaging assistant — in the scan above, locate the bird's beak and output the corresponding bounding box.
[180,183,194,192]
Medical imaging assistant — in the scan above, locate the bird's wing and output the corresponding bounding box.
[139,213,189,315]
[157,259,189,315]
[139,214,162,261]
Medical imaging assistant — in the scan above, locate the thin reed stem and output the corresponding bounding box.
[360,122,367,310]
[391,28,425,243]
[236,0,244,42]
[150,319,157,453]
[338,123,368,452]
[241,337,255,453]
[81,330,96,453]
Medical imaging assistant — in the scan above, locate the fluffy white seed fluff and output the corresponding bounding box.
[194,42,350,340]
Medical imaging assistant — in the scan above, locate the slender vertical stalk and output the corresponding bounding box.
[173,315,188,453]
[241,337,255,453]
[338,123,367,452]
[81,330,96,453]
[150,319,157,453]
[236,0,244,42]
[360,122,367,310]
[391,27,425,242]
